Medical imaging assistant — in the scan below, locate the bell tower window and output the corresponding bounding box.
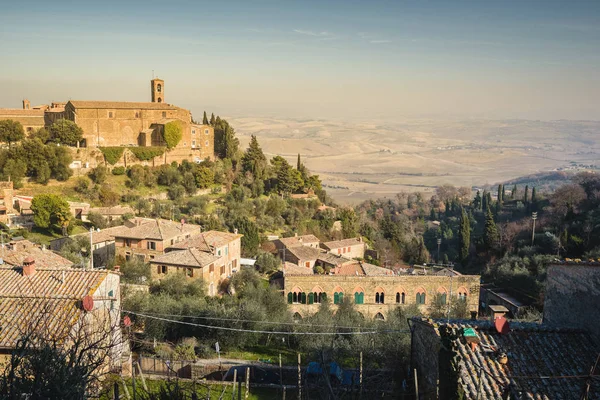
[157,84,162,93]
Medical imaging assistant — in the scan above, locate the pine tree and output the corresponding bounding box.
[501,185,506,202]
[297,153,301,170]
[445,200,451,217]
[483,207,499,250]
[512,184,517,200]
[241,135,267,180]
[482,190,488,212]
[209,113,215,126]
[497,184,503,205]
[202,111,209,125]
[531,187,537,211]
[458,208,470,264]
[486,192,492,209]
[524,185,529,204]
[430,208,437,221]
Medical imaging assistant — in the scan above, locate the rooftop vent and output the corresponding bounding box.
[22,257,35,276]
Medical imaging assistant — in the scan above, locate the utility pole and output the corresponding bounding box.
[531,212,538,246]
[437,238,442,263]
[89,227,94,269]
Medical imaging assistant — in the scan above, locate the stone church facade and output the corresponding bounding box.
[0,78,214,166]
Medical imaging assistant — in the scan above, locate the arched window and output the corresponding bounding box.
[334,292,344,305]
[354,292,364,304]
[375,287,385,304]
[437,287,448,305]
[293,292,298,303]
[396,293,400,303]
[457,287,468,302]
[157,97,162,103]
[308,292,314,304]
[374,312,385,321]
[293,312,302,321]
[301,292,307,304]
[287,292,293,304]
[157,84,162,93]
[416,289,426,305]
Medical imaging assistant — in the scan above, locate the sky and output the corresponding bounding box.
[0,0,599,121]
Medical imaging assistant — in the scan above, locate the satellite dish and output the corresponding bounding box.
[82,295,94,312]
[494,316,510,335]
[123,316,132,327]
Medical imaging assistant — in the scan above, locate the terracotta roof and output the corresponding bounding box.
[316,252,351,266]
[150,248,219,268]
[321,237,364,250]
[0,267,112,349]
[361,262,394,276]
[283,262,313,275]
[73,226,123,245]
[0,109,45,116]
[68,100,179,110]
[286,246,321,261]
[333,261,392,276]
[1,240,73,269]
[112,219,201,241]
[170,230,242,251]
[278,235,320,248]
[414,318,600,399]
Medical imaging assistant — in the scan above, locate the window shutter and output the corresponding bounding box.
[334,292,339,305]
[287,292,293,304]
[308,293,314,304]
[301,292,307,304]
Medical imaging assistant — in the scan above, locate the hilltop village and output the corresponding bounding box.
[0,80,599,398]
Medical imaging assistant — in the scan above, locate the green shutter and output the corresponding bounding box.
[339,293,344,303]
[359,293,364,304]
[441,294,447,305]
[354,292,359,304]
[322,293,327,302]
[334,292,339,304]
[287,292,293,304]
[301,292,307,304]
[308,293,314,304]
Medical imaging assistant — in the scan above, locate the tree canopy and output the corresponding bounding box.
[30,194,72,233]
[163,121,183,149]
[49,120,83,146]
[0,119,25,147]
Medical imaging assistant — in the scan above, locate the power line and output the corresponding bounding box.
[124,310,387,330]
[122,310,411,336]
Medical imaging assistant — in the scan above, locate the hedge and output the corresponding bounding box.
[99,147,125,165]
[129,146,166,161]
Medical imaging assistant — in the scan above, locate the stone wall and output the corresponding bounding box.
[543,263,600,343]
[410,320,441,400]
[285,273,480,319]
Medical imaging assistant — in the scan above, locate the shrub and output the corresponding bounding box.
[163,121,183,149]
[130,146,165,161]
[112,166,126,175]
[98,147,125,165]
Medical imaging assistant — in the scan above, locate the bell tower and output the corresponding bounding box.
[151,78,164,103]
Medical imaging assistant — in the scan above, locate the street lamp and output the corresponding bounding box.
[531,212,538,246]
[437,238,442,264]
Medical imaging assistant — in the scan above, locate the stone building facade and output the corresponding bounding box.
[543,262,600,344]
[283,270,480,320]
[0,181,14,225]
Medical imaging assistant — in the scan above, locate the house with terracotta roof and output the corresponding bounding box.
[1,239,73,269]
[274,234,321,251]
[410,313,600,399]
[149,230,242,296]
[321,237,365,259]
[0,258,123,374]
[113,219,201,262]
[83,205,135,223]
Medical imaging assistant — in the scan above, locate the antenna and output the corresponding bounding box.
[152,70,155,79]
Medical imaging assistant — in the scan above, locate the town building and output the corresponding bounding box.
[281,263,480,320]
[82,205,135,223]
[0,258,123,373]
[321,237,365,259]
[0,181,15,225]
[543,261,600,344]
[113,218,201,262]
[0,78,214,166]
[1,238,74,269]
[150,230,243,296]
[410,313,600,399]
[50,225,125,269]
[273,234,321,252]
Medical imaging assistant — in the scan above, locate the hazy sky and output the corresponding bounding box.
[1,0,599,121]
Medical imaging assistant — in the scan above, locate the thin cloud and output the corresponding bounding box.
[293,29,333,37]
[370,39,392,44]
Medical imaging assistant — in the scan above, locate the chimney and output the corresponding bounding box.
[22,257,35,276]
[294,233,298,237]
[489,305,509,324]
[113,265,120,273]
[234,228,238,235]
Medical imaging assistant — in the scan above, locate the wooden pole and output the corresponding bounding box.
[297,353,302,400]
[120,376,131,400]
[132,362,136,400]
[245,367,250,400]
[280,353,284,399]
[136,362,148,392]
[232,368,238,400]
[113,382,119,400]
[413,369,419,399]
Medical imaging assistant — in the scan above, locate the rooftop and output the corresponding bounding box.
[413,317,600,399]
[286,245,322,261]
[150,248,220,268]
[277,234,320,248]
[86,205,135,216]
[283,262,313,275]
[67,100,179,110]
[170,230,242,251]
[112,219,200,241]
[0,240,73,269]
[321,237,364,250]
[0,108,45,116]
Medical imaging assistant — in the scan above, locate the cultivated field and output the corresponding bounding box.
[231,117,600,204]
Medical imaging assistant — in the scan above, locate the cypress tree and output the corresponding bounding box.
[512,184,517,200]
[482,190,488,212]
[202,111,209,125]
[458,208,470,263]
[430,208,437,221]
[524,185,529,204]
[297,153,301,170]
[209,113,216,126]
[497,184,503,205]
[445,200,451,217]
[487,192,492,209]
[473,190,482,210]
[501,185,506,203]
[531,187,537,211]
[483,207,499,250]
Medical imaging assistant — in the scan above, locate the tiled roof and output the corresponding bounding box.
[278,235,320,248]
[1,240,73,269]
[150,248,219,268]
[0,109,45,116]
[283,262,313,275]
[73,226,123,245]
[316,252,351,266]
[170,230,242,251]
[67,101,179,110]
[414,318,600,399]
[286,246,321,261]
[361,263,394,276]
[333,261,393,276]
[0,267,110,349]
[112,219,201,241]
[321,237,364,250]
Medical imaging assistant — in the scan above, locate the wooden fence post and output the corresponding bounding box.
[245,367,250,400]
[297,353,302,400]
[232,368,238,400]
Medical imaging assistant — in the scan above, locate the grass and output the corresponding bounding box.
[222,346,300,365]
[99,377,287,400]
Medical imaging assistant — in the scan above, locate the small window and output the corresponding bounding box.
[416,292,426,305]
[192,140,196,148]
[205,140,209,146]
[338,249,341,254]
[27,127,33,132]
[157,83,162,93]
[186,268,193,277]
[135,112,140,118]
[396,292,406,304]
[183,142,187,146]
[205,129,209,134]
[192,130,196,135]
[147,241,156,250]
[162,111,166,118]
[334,292,344,305]
[225,246,228,255]
[220,265,225,274]
[108,111,113,118]
[209,264,214,273]
[217,249,222,256]
[354,292,364,304]
[347,247,351,252]
[375,292,385,304]
[161,265,168,274]
[305,261,310,268]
